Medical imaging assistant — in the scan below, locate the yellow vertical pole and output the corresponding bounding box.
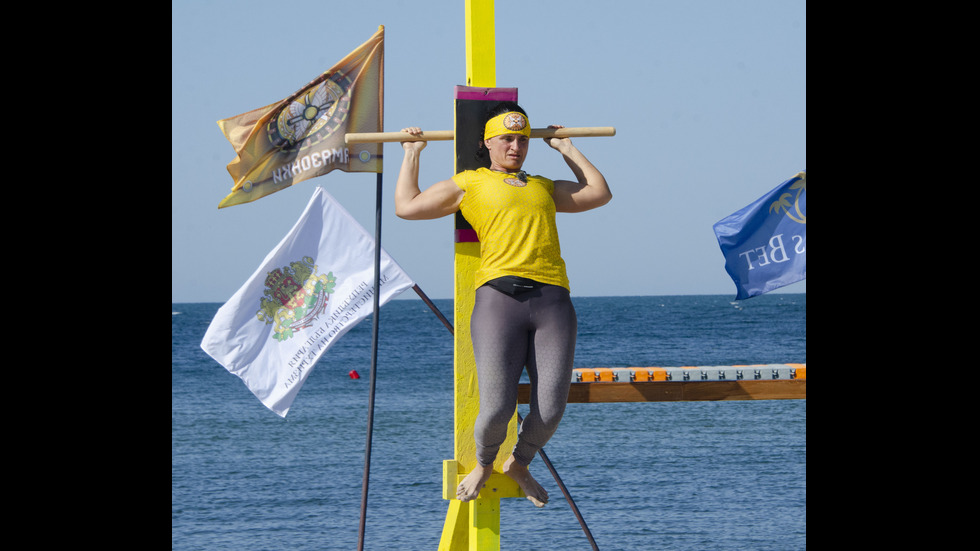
[456,0,497,547]
[464,0,495,87]
[454,0,499,476]
[438,2,523,550]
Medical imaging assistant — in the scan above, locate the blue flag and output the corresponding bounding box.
[713,172,806,300]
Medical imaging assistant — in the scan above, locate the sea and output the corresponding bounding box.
[172,294,806,551]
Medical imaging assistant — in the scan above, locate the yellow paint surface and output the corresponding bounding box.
[464,0,495,87]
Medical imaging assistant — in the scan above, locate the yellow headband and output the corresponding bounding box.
[484,111,531,140]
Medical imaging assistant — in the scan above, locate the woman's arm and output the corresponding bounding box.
[545,126,612,213]
[394,127,465,220]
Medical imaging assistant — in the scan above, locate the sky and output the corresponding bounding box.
[172,0,806,303]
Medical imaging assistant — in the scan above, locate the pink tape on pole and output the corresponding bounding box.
[454,86,519,101]
[455,229,479,243]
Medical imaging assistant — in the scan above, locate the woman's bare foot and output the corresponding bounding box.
[457,463,493,502]
[502,455,549,507]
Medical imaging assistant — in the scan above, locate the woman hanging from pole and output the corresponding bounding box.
[395,102,611,507]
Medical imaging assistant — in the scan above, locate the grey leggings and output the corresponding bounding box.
[470,284,577,467]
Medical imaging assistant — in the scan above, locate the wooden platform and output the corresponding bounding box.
[518,364,806,403]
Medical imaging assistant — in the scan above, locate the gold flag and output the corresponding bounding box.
[216,26,384,208]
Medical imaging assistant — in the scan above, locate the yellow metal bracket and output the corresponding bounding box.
[442,460,524,502]
[439,460,523,551]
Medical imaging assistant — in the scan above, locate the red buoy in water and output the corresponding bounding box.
[349,369,360,379]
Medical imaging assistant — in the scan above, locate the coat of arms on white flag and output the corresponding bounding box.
[201,187,414,417]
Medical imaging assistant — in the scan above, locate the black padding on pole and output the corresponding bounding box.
[453,86,518,234]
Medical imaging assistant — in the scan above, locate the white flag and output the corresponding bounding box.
[201,187,414,417]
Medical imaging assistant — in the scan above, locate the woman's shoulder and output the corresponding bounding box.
[526,173,553,183]
[526,173,555,191]
[452,167,492,189]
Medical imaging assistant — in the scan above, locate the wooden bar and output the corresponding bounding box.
[346,130,455,144]
[345,126,616,144]
[518,379,806,403]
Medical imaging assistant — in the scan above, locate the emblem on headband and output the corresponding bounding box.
[504,113,527,131]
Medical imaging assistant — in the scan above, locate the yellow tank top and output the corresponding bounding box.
[453,167,570,291]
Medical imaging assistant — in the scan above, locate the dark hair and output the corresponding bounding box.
[485,101,527,124]
[474,102,528,164]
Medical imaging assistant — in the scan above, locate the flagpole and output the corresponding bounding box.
[357,172,384,551]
